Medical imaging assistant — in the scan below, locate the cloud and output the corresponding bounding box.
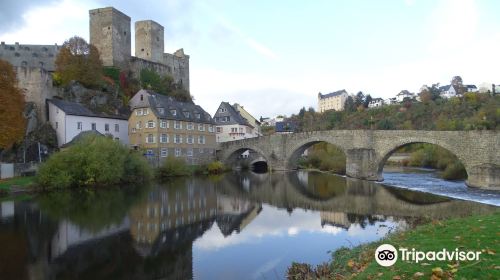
[0,0,96,44]
[198,2,278,60]
[0,0,63,33]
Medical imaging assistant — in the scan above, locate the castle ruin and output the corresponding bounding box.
[0,6,190,121]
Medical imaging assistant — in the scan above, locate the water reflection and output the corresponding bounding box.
[0,171,497,280]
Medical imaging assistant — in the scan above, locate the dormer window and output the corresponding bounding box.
[183,111,190,118]
[195,113,201,119]
[170,109,177,116]
[219,108,227,113]
[157,107,164,114]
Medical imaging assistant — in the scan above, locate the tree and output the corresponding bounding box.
[55,36,103,88]
[354,91,365,108]
[345,96,356,112]
[0,59,26,149]
[298,107,306,118]
[363,94,373,108]
[451,76,466,96]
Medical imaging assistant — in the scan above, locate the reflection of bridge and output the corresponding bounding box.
[216,172,497,219]
[217,130,500,190]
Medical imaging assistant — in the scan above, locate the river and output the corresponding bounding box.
[0,170,498,280]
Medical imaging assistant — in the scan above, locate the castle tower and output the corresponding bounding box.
[89,7,131,68]
[135,20,164,63]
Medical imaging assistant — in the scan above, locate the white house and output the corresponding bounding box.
[395,90,415,102]
[385,97,397,105]
[213,102,261,142]
[439,85,457,98]
[368,98,384,108]
[465,85,478,92]
[47,99,129,147]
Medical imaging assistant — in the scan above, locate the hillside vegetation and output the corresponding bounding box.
[290,93,500,131]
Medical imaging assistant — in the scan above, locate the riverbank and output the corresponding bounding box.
[287,211,500,279]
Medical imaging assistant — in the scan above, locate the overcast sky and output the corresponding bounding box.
[1,0,499,118]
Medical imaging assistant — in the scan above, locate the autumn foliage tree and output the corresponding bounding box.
[55,36,103,88]
[0,59,26,149]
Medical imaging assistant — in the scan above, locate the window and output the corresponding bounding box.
[183,111,190,118]
[144,108,149,115]
[187,148,193,157]
[160,148,168,157]
[160,120,168,128]
[115,124,119,132]
[231,128,237,133]
[55,122,58,129]
[77,122,82,130]
[105,124,109,132]
[160,134,168,143]
[187,135,193,144]
[147,149,154,155]
[136,121,142,129]
[136,109,143,116]
[147,134,155,143]
[195,113,201,119]
[208,125,214,133]
[170,109,177,116]
[175,148,181,157]
[216,127,222,133]
[174,121,181,129]
[140,94,144,101]
[174,134,182,144]
[199,148,204,154]
[198,135,205,144]
[187,122,194,130]
[132,128,137,133]
[158,108,164,114]
[198,124,205,131]
[91,123,96,130]
[219,108,227,113]
[147,120,155,128]
[239,127,243,133]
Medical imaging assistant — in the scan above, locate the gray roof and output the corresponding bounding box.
[466,85,477,89]
[318,90,348,99]
[213,102,251,126]
[47,99,128,120]
[147,92,214,124]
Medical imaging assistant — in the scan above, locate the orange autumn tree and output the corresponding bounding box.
[55,36,103,88]
[0,59,26,149]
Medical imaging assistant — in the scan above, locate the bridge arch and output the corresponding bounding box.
[286,137,348,170]
[376,138,470,179]
[219,145,270,172]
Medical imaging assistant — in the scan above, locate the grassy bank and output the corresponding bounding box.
[0,176,35,193]
[157,157,229,179]
[288,211,500,279]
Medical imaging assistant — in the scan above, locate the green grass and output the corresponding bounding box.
[288,211,500,279]
[0,176,35,192]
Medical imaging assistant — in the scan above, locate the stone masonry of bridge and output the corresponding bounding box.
[217,130,500,190]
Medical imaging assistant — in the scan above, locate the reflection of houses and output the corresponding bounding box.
[51,218,130,260]
[129,182,218,251]
[320,212,351,230]
[216,195,262,236]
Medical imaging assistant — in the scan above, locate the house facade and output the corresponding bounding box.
[318,90,348,112]
[368,98,384,108]
[233,103,262,136]
[47,99,129,147]
[213,102,261,143]
[128,90,216,165]
[395,90,415,102]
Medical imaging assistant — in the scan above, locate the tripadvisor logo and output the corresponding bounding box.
[375,244,398,267]
[375,244,482,267]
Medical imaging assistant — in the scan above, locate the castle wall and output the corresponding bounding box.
[129,52,190,91]
[89,7,131,68]
[0,42,60,71]
[135,20,164,63]
[15,66,57,122]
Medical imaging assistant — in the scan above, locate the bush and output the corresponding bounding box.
[206,161,226,174]
[441,162,467,180]
[157,156,191,178]
[37,134,151,189]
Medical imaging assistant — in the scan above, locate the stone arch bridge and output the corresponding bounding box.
[217,130,500,190]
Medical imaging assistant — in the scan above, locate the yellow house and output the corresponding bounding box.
[318,90,348,112]
[128,89,217,165]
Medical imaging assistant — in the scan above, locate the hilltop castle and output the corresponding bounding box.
[0,6,190,120]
